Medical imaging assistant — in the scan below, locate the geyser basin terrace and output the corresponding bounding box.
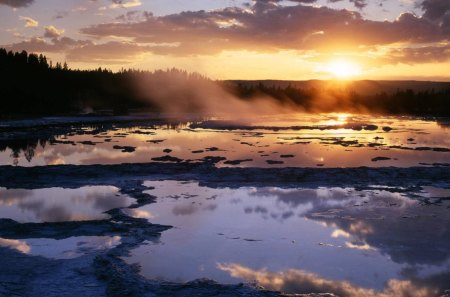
[0,113,449,168]
[0,113,449,297]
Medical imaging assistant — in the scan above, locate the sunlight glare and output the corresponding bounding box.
[326,60,361,79]
[321,113,350,126]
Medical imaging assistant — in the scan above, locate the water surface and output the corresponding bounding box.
[124,181,450,296]
[1,113,448,167]
[0,235,121,259]
[0,186,133,223]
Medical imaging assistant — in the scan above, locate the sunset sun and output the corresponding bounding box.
[326,60,361,79]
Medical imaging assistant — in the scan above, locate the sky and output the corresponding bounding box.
[0,0,449,80]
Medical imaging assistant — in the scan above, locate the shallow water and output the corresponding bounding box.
[0,113,448,167]
[0,235,121,259]
[0,186,133,223]
[124,180,450,295]
[0,114,449,296]
[0,186,133,260]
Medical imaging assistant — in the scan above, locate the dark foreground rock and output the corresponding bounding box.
[0,163,449,190]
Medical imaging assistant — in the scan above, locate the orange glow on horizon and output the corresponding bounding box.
[325,60,362,79]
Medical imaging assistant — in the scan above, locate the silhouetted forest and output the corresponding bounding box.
[1,48,449,117]
[0,48,209,117]
[227,82,450,115]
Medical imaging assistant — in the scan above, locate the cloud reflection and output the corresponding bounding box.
[217,263,440,297]
[0,238,30,253]
[250,187,450,266]
[0,186,132,222]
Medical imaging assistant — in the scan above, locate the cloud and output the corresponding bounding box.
[91,0,142,9]
[79,3,448,57]
[4,37,151,64]
[53,10,69,20]
[6,36,89,54]
[4,1,449,68]
[66,41,150,63]
[110,0,142,9]
[0,0,33,8]
[328,0,367,9]
[382,44,450,64]
[345,241,375,250]
[217,263,438,297]
[19,16,38,28]
[443,13,450,33]
[260,0,367,9]
[331,229,350,238]
[0,188,32,205]
[421,0,450,21]
[115,10,141,21]
[348,0,367,9]
[44,25,64,39]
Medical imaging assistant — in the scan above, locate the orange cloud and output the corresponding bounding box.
[19,16,38,28]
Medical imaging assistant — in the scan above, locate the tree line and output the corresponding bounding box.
[226,82,450,115]
[1,48,449,117]
[0,48,208,117]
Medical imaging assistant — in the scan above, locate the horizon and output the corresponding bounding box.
[1,0,449,81]
[4,47,450,83]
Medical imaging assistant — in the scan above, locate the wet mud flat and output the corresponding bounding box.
[0,161,449,297]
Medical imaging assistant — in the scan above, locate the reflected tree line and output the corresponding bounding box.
[0,120,194,164]
[1,48,449,117]
[0,138,48,165]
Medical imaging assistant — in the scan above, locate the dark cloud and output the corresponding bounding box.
[421,0,450,21]
[115,10,142,22]
[0,0,34,8]
[349,0,367,9]
[328,0,367,9]
[80,3,447,56]
[443,13,450,33]
[53,10,69,20]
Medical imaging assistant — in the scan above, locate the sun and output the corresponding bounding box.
[325,60,361,79]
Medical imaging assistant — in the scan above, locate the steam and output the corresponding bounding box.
[130,72,298,118]
[127,72,438,117]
